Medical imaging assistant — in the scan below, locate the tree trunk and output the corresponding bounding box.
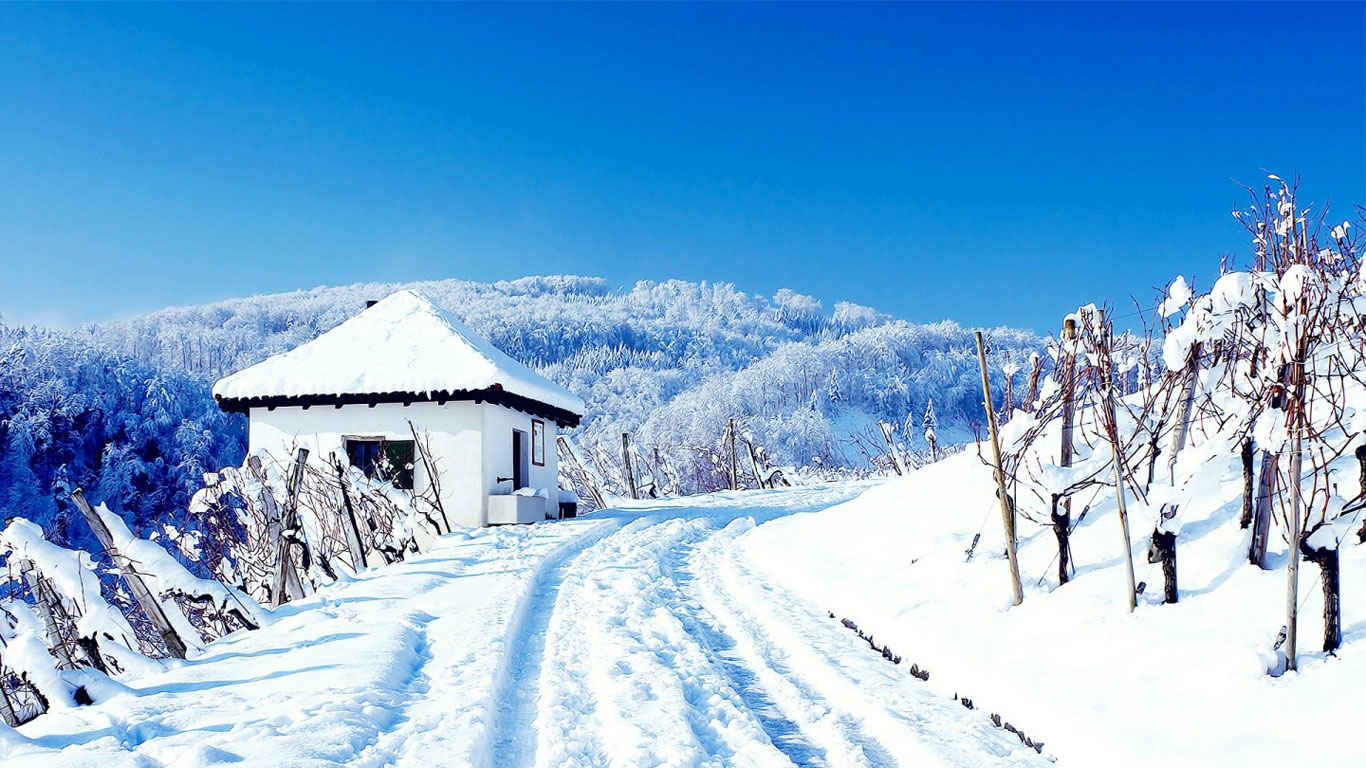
[1354,444,1366,543]
[1050,495,1071,586]
[1299,539,1341,654]
[1147,527,1178,604]
[1239,438,1254,529]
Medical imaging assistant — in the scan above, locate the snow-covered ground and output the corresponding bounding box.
[3,484,1050,767]
[744,449,1365,768]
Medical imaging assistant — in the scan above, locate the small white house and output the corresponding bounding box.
[212,290,585,528]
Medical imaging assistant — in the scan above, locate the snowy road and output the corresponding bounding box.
[6,484,1049,767]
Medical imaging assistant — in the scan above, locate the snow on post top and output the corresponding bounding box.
[212,290,585,419]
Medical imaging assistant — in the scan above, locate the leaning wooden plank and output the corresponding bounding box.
[271,448,311,609]
[18,561,77,669]
[557,435,606,509]
[70,489,191,659]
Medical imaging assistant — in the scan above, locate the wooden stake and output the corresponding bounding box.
[1100,322,1139,613]
[557,436,606,509]
[248,456,307,605]
[974,331,1024,605]
[621,432,639,499]
[1249,450,1276,567]
[332,456,368,570]
[1024,354,1044,412]
[1167,342,1202,484]
[1059,318,1077,541]
[0,677,20,727]
[878,422,904,475]
[19,560,76,669]
[1286,365,1306,671]
[271,449,311,609]
[71,489,190,659]
[746,439,767,490]
[727,418,739,491]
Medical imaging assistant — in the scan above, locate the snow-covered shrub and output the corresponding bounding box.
[190,451,435,606]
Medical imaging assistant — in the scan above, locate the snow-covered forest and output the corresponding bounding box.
[0,276,1042,554]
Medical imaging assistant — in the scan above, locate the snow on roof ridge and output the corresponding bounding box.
[212,289,585,416]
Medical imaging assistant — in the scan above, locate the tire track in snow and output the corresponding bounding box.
[535,514,798,767]
[671,521,893,768]
[714,536,1050,767]
[483,519,622,768]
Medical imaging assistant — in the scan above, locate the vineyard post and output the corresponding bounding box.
[71,488,191,659]
[974,330,1024,605]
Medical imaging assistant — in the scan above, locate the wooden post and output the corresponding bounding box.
[332,456,368,571]
[878,422,904,475]
[1057,318,1078,559]
[409,421,450,534]
[19,561,76,669]
[974,331,1024,606]
[1100,323,1139,613]
[746,439,767,490]
[248,456,307,605]
[1024,354,1043,412]
[1167,342,1202,484]
[0,678,20,727]
[621,433,639,499]
[557,436,606,508]
[1238,438,1255,529]
[71,489,191,659]
[727,419,739,491]
[271,449,311,609]
[1249,451,1276,566]
[1285,370,1305,671]
[1060,319,1078,471]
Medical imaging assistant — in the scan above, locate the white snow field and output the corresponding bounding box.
[744,450,1366,768]
[3,484,1050,768]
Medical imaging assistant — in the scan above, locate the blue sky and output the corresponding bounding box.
[1,3,1362,333]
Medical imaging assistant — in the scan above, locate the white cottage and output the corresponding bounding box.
[212,290,585,528]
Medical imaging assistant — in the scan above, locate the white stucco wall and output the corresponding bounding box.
[479,402,560,520]
[246,400,560,529]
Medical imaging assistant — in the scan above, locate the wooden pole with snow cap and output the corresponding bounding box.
[70,488,191,659]
[974,330,1024,606]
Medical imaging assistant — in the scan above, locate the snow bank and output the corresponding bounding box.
[741,449,1366,767]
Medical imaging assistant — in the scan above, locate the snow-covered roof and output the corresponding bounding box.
[213,290,585,423]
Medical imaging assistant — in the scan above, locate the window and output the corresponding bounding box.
[531,419,546,466]
[344,437,415,490]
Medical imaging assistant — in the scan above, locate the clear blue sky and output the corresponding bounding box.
[1,3,1362,333]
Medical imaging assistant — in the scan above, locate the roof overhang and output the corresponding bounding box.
[214,384,581,428]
